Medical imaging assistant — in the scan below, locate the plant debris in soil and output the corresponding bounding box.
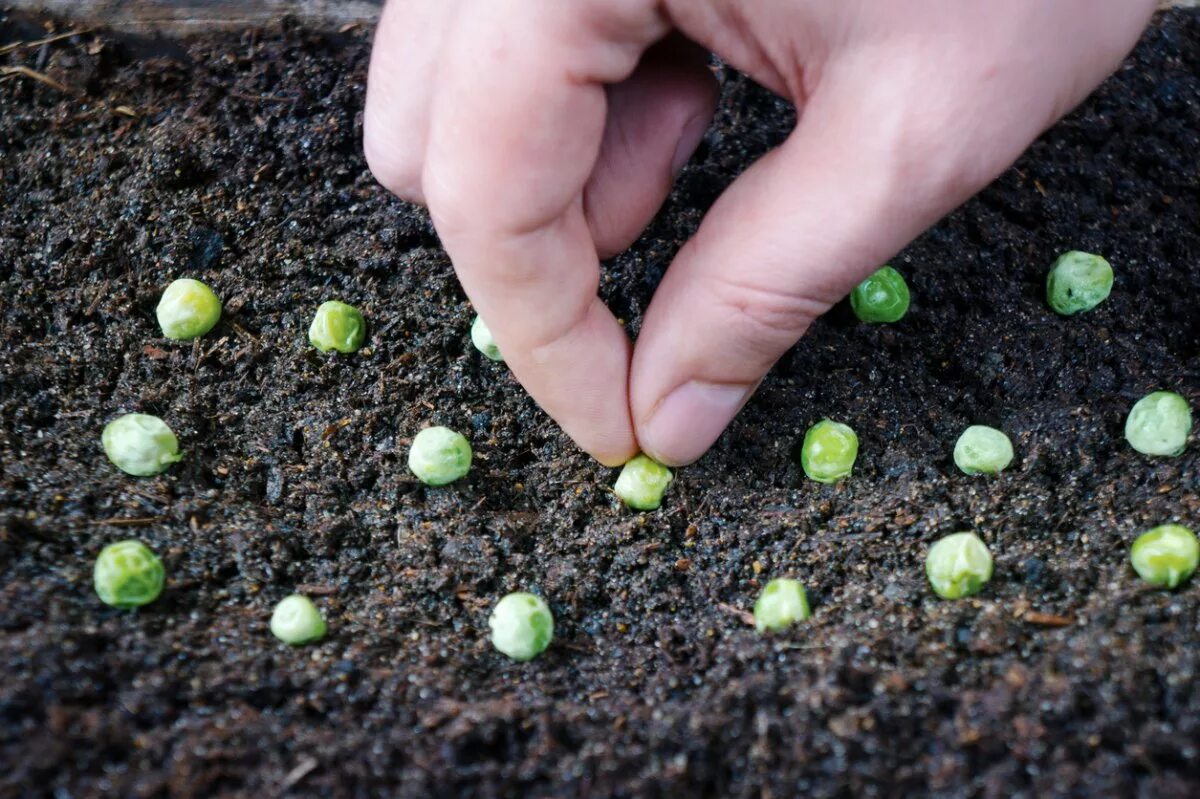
[1,9,1199,798]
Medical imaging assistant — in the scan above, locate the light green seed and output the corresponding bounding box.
[408,426,473,486]
[470,315,504,362]
[850,266,910,323]
[308,300,366,353]
[753,578,811,633]
[1046,251,1113,315]
[489,592,554,661]
[1130,524,1198,589]
[94,540,165,608]
[925,532,993,600]
[1125,391,1192,456]
[613,454,673,511]
[156,278,222,340]
[953,425,1014,475]
[800,419,858,483]
[270,594,327,645]
[101,413,183,476]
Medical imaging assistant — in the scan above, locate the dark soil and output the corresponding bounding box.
[2,9,1199,798]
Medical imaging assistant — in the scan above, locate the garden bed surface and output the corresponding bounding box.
[1,10,1199,798]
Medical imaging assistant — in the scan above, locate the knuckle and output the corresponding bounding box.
[707,272,829,350]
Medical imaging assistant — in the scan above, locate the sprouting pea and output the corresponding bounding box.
[309,300,366,353]
[1046,251,1112,315]
[470,315,504,362]
[156,278,222,340]
[753,578,811,633]
[800,419,858,483]
[613,454,673,511]
[925,532,993,600]
[270,594,327,644]
[94,540,165,608]
[1125,391,1192,456]
[953,425,1014,475]
[408,426,473,485]
[1130,524,1198,589]
[489,592,554,661]
[850,266,910,323]
[101,413,183,476]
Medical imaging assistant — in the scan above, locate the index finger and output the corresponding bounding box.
[422,0,667,465]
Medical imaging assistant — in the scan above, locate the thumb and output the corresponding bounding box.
[629,78,1013,466]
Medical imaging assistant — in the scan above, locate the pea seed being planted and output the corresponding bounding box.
[270,594,327,645]
[800,420,858,483]
[1125,391,1192,456]
[613,454,673,511]
[925,532,993,600]
[953,425,1014,475]
[94,540,164,608]
[470,315,504,362]
[1130,524,1198,589]
[489,592,554,661]
[309,300,366,353]
[408,426,473,485]
[102,413,183,476]
[850,266,910,323]
[156,278,221,340]
[1046,251,1112,315]
[753,578,811,633]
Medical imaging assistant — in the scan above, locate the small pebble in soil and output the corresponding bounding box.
[850,265,911,323]
[926,532,993,600]
[408,426,473,486]
[101,413,183,476]
[270,594,327,645]
[613,454,673,511]
[489,592,554,661]
[1045,251,1113,315]
[753,578,811,633]
[1125,390,1192,456]
[470,315,504,362]
[156,278,222,340]
[1130,524,1199,589]
[800,419,859,483]
[308,300,366,353]
[953,425,1015,475]
[94,540,165,608]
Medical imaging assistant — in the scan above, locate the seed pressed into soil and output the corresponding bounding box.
[2,10,1199,799]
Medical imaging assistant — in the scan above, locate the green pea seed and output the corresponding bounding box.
[800,419,858,483]
[94,540,165,608]
[156,278,222,340]
[753,578,811,633]
[102,413,183,476]
[489,592,554,661]
[1046,251,1112,315]
[408,426,473,486]
[953,425,1014,475]
[270,594,327,645]
[850,266,910,323]
[613,454,673,511]
[1130,524,1198,589]
[470,315,504,362]
[309,300,366,353]
[925,532,993,600]
[1125,390,1192,456]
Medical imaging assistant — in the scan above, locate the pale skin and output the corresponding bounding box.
[364,0,1158,467]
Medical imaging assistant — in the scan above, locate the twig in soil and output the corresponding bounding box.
[0,65,72,94]
[85,280,110,317]
[295,584,337,596]
[1023,611,1075,628]
[278,756,319,793]
[0,29,93,56]
[717,602,755,627]
[89,516,163,527]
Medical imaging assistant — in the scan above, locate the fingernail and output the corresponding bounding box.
[640,381,750,465]
[671,115,709,177]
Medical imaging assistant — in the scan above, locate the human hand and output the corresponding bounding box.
[364,0,1156,466]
